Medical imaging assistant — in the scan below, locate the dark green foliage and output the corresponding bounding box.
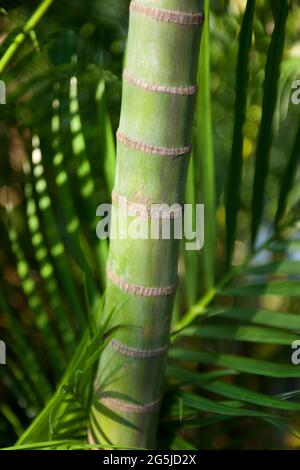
[0,0,300,450]
[225,0,256,265]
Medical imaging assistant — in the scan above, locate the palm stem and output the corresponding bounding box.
[90,0,204,448]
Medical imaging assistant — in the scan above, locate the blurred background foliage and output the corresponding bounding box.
[0,0,300,450]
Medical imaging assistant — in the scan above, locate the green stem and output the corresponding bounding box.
[0,0,54,75]
[90,0,204,449]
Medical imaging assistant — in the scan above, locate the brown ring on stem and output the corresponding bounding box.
[123,70,198,96]
[98,396,162,414]
[117,129,192,157]
[106,266,177,297]
[112,190,183,219]
[130,2,204,26]
[109,339,169,358]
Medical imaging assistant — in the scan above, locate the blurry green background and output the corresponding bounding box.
[0,0,300,450]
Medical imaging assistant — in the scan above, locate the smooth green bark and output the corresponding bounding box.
[90,0,203,448]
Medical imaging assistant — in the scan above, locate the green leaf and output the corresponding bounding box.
[251,0,289,245]
[246,260,300,276]
[170,349,300,378]
[167,365,237,385]
[182,324,298,345]
[221,308,300,331]
[175,391,282,419]
[16,311,105,445]
[24,178,76,355]
[7,224,66,379]
[225,0,256,265]
[0,404,24,437]
[31,136,86,331]
[0,287,52,402]
[223,280,300,297]
[270,240,300,253]
[194,0,216,289]
[275,119,300,225]
[0,0,54,75]
[168,366,300,411]
[96,78,116,194]
[169,436,196,451]
[184,156,199,306]
[202,380,300,411]
[50,85,98,306]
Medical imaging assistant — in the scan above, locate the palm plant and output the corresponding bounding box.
[0,0,300,450]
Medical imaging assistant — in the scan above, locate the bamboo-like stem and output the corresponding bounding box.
[0,0,54,75]
[90,0,204,448]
